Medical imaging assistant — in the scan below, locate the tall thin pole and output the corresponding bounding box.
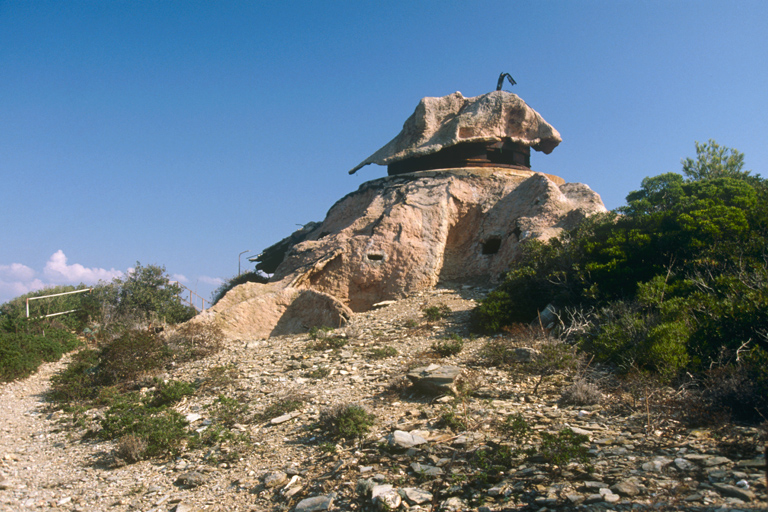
[238,250,250,276]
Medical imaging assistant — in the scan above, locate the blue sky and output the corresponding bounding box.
[1,1,766,305]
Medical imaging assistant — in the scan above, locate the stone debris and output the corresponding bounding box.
[0,287,766,511]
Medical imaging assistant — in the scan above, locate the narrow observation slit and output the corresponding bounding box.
[481,237,502,255]
[367,253,385,261]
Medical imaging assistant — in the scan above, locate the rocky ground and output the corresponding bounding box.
[1,287,766,512]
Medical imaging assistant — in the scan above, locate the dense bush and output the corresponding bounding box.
[474,141,768,419]
[319,403,375,440]
[0,285,92,333]
[84,262,197,327]
[98,388,191,459]
[50,324,223,401]
[0,262,200,381]
[0,328,80,382]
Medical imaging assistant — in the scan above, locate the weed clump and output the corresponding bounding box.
[257,396,304,422]
[307,327,348,350]
[432,334,464,357]
[422,304,451,322]
[319,403,375,440]
[97,389,190,460]
[559,378,603,406]
[369,346,398,359]
[439,405,468,432]
[539,428,590,467]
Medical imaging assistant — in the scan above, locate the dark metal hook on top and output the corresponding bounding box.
[496,73,517,91]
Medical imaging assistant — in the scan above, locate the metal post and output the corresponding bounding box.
[238,250,250,276]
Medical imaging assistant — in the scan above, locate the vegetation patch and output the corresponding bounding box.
[538,428,590,467]
[432,333,464,357]
[368,346,398,359]
[0,328,79,382]
[97,386,191,460]
[422,304,451,322]
[473,141,768,422]
[256,396,304,422]
[319,403,375,440]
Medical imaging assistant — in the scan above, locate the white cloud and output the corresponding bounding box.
[199,275,225,286]
[0,277,46,303]
[0,262,36,282]
[43,250,123,285]
[171,273,189,283]
[0,263,44,303]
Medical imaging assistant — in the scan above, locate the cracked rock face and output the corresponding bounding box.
[198,168,605,339]
[275,169,605,312]
[349,90,562,175]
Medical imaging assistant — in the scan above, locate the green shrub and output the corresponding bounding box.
[207,394,250,427]
[147,379,196,408]
[432,334,464,357]
[97,329,170,385]
[319,403,375,440]
[422,304,451,322]
[49,348,101,401]
[1,285,92,333]
[697,347,768,423]
[473,445,516,483]
[0,329,80,382]
[539,428,590,466]
[473,141,768,407]
[369,346,398,359]
[98,392,189,459]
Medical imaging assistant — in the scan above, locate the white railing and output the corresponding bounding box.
[177,284,208,312]
[26,288,92,319]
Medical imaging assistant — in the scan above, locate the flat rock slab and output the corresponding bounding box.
[713,482,754,502]
[175,471,206,489]
[410,462,443,477]
[389,430,428,448]
[270,410,303,424]
[401,487,433,505]
[295,495,334,512]
[406,364,461,395]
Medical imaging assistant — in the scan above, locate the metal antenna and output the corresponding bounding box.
[496,72,517,91]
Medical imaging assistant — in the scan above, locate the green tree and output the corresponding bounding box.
[83,263,196,327]
[474,140,768,390]
[113,263,196,324]
[682,139,748,181]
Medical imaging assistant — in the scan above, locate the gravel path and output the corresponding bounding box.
[1,288,766,512]
[0,356,92,510]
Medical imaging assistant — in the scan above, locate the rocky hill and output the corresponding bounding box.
[194,169,606,340]
[1,287,766,512]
